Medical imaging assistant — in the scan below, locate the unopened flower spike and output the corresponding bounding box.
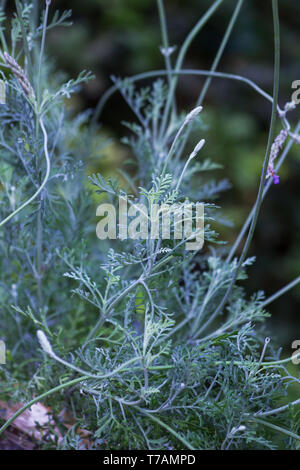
[184,105,203,124]
[230,425,246,436]
[176,138,206,191]
[265,129,288,185]
[4,52,35,99]
[162,106,203,175]
[190,138,206,159]
[37,330,55,358]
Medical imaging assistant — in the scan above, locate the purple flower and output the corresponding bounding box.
[265,168,280,186]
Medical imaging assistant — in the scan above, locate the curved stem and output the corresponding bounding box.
[92,68,279,126]
[0,375,90,436]
[251,417,300,442]
[136,406,195,450]
[227,120,300,262]
[255,398,300,417]
[49,348,143,380]
[261,275,300,308]
[1,351,298,437]
[161,112,195,176]
[200,0,280,330]
[0,353,154,436]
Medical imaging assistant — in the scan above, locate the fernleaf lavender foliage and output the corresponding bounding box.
[0,1,300,450]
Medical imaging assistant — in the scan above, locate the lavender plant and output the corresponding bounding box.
[0,0,300,450]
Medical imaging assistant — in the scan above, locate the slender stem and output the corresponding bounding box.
[0,0,8,52]
[255,398,300,417]
[2,351,298,437]
[159,0,224,140]
[164,316,190,340]
[175,153,194,190]
[239,0,280,268]
[198,0,244,107]
[156,0,177,120]
[136,407,195,450]
[261,275,300,308]
[36,209,43,309]
[0,375,90,436]
[259,355,299,368]
[93,69,278,126]
[201,0,280,329]
[175,0,244,161]
[49,347,144,380]
[251,417,300,442]
[156,0,173,89]
[227,120,300,262]
[0,353,163,436]
[32,0,39,29]
[86,277,143,341]
[15,0,33,82]
[0,28,7,53]
[35,0,50,312]
[37,0,50,110]
[214,352,299,368]
[161,114,193,176]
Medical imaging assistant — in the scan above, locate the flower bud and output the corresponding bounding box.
[37,330,55,358]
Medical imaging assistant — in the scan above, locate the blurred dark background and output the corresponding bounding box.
[37,0,300,348]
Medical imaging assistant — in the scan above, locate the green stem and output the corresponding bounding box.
[202,0,281,328]
[261,275,300,308]
[255,398,300,417]
[161,112,195,176]
[93,68,276,125]
[86,277,142,342]
[197,0,244,107]
[15,0,33,82]
[32,0,39,30]
[0,0,8,52]
[156,0,177,120]
[251,417,300,442]
[227,120,300,262]
[36,209,43,310]
[136,407,195,450]
[0,375,90,436]
[0,353,166,436]
[35,0,50,312]
[156,0,173,90]
[216,352,298,368]
[159,0,224,140]
[1,351,297,438]
[175,0,244,161]
[37,0,50,110]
